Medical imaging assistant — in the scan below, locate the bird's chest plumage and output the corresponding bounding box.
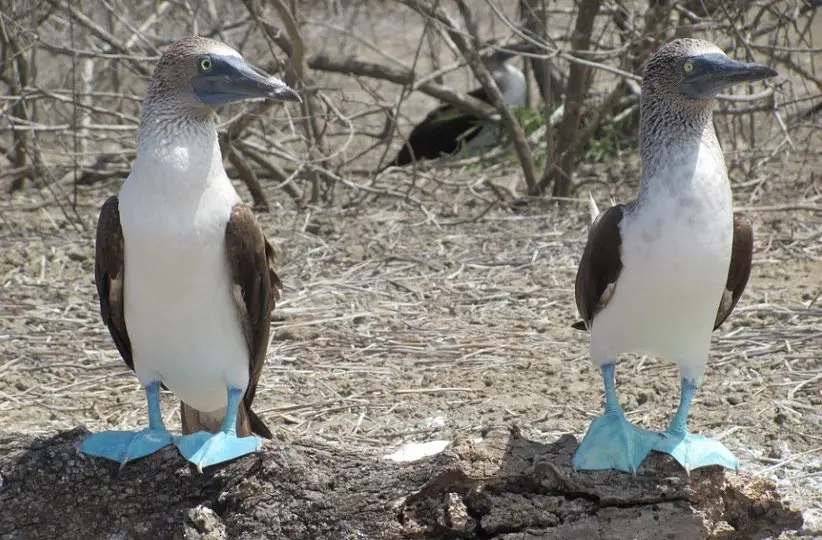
[117,142,249,412]
[623,145,733,286]
[591,144,733,375]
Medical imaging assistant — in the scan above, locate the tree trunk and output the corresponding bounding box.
[0,427,803,540]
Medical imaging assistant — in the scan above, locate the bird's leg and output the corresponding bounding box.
[79,381,174,467]
[572,362,660,473]
[668,376,696,435]
[653,377,739,472]
[174,387,263,472]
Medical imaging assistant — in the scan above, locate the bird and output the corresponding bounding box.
[383,42,535,169]
[80,36,300,471]
[570,38,775,474]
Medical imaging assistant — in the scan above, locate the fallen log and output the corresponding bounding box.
[0,426,804,539]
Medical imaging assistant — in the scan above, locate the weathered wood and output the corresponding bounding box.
[0,427,804,540]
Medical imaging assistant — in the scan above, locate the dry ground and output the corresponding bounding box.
[2,151,821,517]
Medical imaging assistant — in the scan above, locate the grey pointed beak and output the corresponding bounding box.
[192,55,301,106]
[683,53,777,99]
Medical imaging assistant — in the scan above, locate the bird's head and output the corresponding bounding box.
[145,36,301,117]
[481,41,539,70]
[642,38,777,102]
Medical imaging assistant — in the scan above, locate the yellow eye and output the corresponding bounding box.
[199,56,214,72]
[683,62,694,73]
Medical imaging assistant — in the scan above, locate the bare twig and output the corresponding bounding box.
[397,0,538,194]
[537,0,604,197]
[307,54,497,120]
[252,0,330,205]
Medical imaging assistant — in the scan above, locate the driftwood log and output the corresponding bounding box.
[0,426,805,540]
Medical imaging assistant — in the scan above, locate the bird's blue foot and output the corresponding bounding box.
[653,430,739,472]
[176,431,263,471]
[80,428,174,465]
[572,362,660,473]
[174,386,263,472]
[573,410,660,473]
[79,381,172,466]
[653,376,739,472]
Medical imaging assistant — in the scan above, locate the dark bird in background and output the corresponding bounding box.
[383,42,537,170]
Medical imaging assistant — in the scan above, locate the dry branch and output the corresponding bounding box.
[307,54,498,120]
[43,0,152,78]
[253,0,331,205]
[518,0,566,100]
[537,0,603,198]
[0,0,818,209]
[0,427,806,539]
[1,15,34,192]
[225,144,269,211]
[237,140,305,205]
[396,0,538,194]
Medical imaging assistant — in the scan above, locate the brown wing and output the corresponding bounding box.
[95,196,134,371]
[571,205,625,331]
[224,204,283,439]
[713,212,753,329]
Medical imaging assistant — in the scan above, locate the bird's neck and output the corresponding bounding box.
[133,103,227,197]
[638,94,722,193]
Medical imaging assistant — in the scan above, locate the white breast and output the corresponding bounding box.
[462,65,527,157]
[118,128,249,413]
[499,64,527,107]
[589,139,733,381]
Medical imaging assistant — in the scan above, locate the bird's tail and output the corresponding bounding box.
[181,401,273,439]
[587,192,600,223]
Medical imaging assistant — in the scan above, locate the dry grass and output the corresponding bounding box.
[2,149,821,509]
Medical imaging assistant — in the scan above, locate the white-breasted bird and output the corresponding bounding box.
[571,39,775,473]
[81,37,299,470]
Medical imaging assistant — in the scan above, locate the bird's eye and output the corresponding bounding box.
[683,62,694,73]
[199,56,214,72]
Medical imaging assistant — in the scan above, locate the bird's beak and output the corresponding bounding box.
[683,53,777,98]
[192,55,301,106]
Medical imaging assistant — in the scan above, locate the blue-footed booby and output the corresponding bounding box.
[385,42,534,169]
[571,39,775,473]
[80,36,299,470]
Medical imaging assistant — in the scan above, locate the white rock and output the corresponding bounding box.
[383,440,451,463]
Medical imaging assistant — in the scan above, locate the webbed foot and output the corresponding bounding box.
[175,431,263,472]
[80,428,173,466]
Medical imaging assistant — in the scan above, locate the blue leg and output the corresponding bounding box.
[572,363,661,473]
[79,381,174,467]
[652,377,739,472]
[174,387,263,472]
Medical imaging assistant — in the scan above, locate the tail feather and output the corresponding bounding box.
[587,192,600,223]
[247,408,273,439]
[180,401,273,439]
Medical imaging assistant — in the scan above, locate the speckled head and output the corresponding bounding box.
[145,36,300,117]
[642,38,777,102]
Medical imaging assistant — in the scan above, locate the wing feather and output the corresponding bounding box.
[94,196,133,371]
[713,212,753,329]
[572,204,625,331]
[224,204,282,438]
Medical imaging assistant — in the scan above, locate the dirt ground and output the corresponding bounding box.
[2,153,821,515]
[0,0,821,532]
